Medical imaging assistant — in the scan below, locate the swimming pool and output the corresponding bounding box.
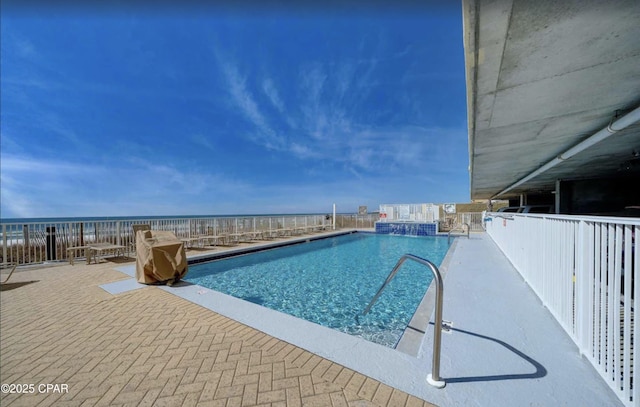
[185,232,450,347]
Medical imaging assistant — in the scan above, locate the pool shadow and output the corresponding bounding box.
[186,247,216,252]
[0,280,39,291]
[108,256,135,264]
[166,280,196,287]
[430,322,548,383]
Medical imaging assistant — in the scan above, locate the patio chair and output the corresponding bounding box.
[133,224,151,236]
[198,226,230,247]
[131,224,151,253]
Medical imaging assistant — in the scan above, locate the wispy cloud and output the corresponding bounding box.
[211,32,425,176]
[0,152,253,218]
[297,61,356,147]
[335,62,355,100]
[299,63,327,105]
[210,44,463,182]
[15,37,37,59]
[0,155,106,218]
[190,133,215,151]
[216,56,285,150]
[40,112,84,146]
[0,155,101,175]
[262,78,285,113]
[288,142,319,160]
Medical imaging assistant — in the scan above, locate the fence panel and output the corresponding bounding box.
[378,203,439,223]
[486,213,640,407]
[1,214,365,266]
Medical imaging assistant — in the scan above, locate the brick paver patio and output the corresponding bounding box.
[0,245,436,407]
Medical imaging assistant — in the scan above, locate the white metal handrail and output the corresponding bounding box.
[447,222,470,244]
[362,254,446,388]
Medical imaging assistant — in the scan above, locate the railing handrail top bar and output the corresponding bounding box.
[487,212,640,225]
[0,213,351,227]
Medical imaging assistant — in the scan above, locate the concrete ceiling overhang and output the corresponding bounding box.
[463,0,640,200]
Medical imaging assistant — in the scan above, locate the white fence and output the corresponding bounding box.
[334,213,378,229]
[0,215,337,265]
[379,203,440,222]
[441,212,484,232]
[486,213,640,406]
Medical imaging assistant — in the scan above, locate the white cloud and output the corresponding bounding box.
[1,155,102,175]
[335,63,355,99]
[190,133,215,151]
[11,35,38,60]
[300,63,327,104]
[217,58,285,150]
[0,155,106,218]
[0,153,253,218]
[288,142,319,160]
[262,78,285,113]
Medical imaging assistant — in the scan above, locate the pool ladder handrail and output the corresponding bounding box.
[447,222,469,245]
[361,254,446,388]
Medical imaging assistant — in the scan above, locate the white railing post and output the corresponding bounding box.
[575,219,588,351]
[332,204,336,230]
[2,224,6,264]
[622,224,633,402]
[633,224,640,405]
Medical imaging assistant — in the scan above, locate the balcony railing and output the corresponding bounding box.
[486,213,640,407]
[0,214,379,266]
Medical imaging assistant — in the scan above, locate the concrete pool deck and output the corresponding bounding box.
[0,230,623,406]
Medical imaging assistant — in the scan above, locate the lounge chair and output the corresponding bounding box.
[179,236,202,249]
[89,242,126,263]
[198,232,226,247]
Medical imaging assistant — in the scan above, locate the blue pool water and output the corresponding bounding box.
[186,233,450,347]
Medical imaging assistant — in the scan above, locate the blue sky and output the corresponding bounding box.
[0,2,468,219]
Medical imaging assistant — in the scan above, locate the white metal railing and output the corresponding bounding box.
[379,203,440,223]
[335,213,377,229]
[441,212,484,231]
[0,214,338,265]
[486,213,640,407]
[448,223,470,244]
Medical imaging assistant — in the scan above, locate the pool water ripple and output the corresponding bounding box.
[186,233,449,347]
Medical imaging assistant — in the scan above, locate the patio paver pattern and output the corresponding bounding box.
[0,252,435,407]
